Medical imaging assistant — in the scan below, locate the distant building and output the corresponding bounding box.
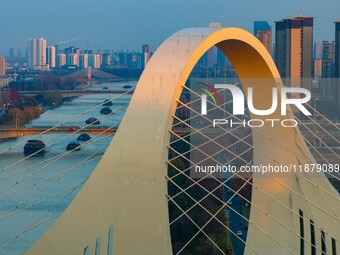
[314,58,322,79]
[115,51,140,68]
[135,53,142,69]
[141,44,151,69]
[314,42,322,59]
[0,77,11,88]
[313,42,322,82]
[336,20,340,79]
[54,45,59,56]
[207,46,217,69]
[63,46,80,68]
[88,54,101,69]
[27,39,36,69]
[217,48,228,71]
[0,56,6,76]
[208,22,221,29]
[64,46,78,55]
[36,38,47,69]
[254,21,272,54]
[319,41,336,104]
[322,41,336,78]
[9,48,16,59]
[0,56,9,88]
[79,54,89,69]
[47,46,56,69]
[101,53,111,67]
[57,53,66,68]
[275,16,314,89]
[17,48,23,59]
[67,53,79,67]
[335,20,340,112]
[28,38,47,70]
[206,23,221,69]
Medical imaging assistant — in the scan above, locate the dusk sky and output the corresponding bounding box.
[0,0,339,54]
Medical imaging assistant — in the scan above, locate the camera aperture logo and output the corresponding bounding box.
[200,83,312,128]
[199,82,223,108]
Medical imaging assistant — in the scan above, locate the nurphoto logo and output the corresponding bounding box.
[200,83,312,128]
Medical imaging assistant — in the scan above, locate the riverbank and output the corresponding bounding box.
[1,80,136,127]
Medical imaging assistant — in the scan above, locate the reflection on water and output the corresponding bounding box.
[0,81,134,254]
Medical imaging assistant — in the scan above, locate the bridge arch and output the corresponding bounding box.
[25,27,339,255]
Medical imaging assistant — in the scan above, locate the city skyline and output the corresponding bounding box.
[0,0,340,54]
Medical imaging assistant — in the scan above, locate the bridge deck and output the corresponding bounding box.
[18,89,134,98]
[0,127,117,139]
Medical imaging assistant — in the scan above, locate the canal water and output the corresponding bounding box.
[0,81,136,255]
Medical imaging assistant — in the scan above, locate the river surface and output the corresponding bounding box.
[0,81,136,255]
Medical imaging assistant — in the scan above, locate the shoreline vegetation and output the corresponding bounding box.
[0,89,64,126]
[0,75,128,127]
[0,76,136,127]
[0,74,76,126]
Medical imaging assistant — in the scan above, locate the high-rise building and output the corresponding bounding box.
[79,54,89,69]
[275,16,314,89]
[313,42,322,80]
[141,44,151,69]
[116,51,139,68]
[64,46,77,55]
[64,46,80,67]
[28,38,47,70]
[314,42,322,59]
[57,53,66,68]
[9,48,16,59]
[28,39,36,69]
[207,46,217,69]
[37,38,47,69]
[0,56,6,76]
[254,21,272,54]
[322,41,336,78]
[101,53,111,67]
[336,20,340,78]
[66,53,79,67]
[17,49,23,59]
[206,23,221,69]
[314,58,322,79]
[88,54,101,69]
[54,45,59,56]
[320,41,336,103]
[335,20,340,112]
[136,53,142,69]
[47,46,56,69]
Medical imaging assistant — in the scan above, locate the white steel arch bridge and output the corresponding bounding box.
[0,27,338,255]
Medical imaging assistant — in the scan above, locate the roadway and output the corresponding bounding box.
[225,181,248,255]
